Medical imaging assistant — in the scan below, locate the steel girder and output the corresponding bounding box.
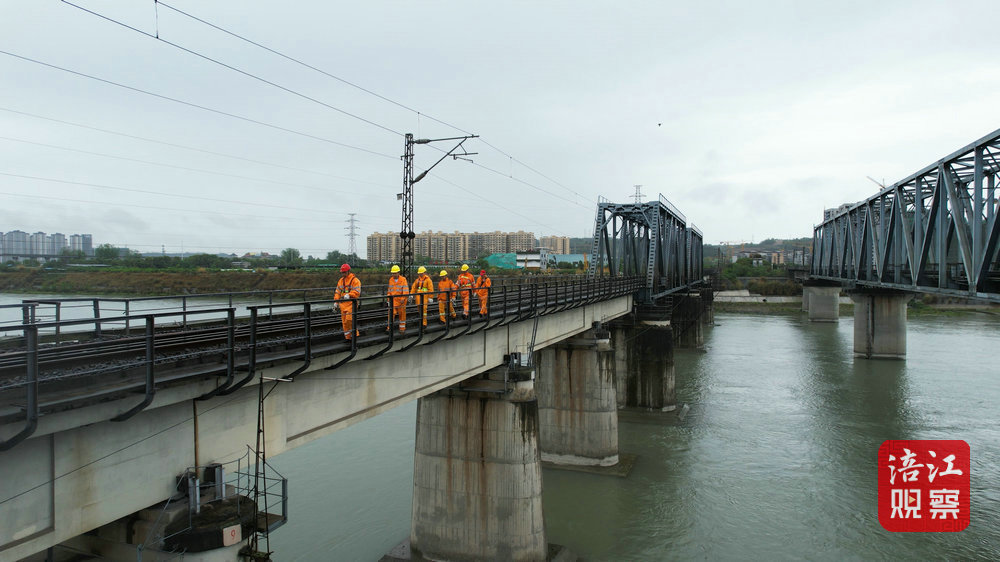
[588,194,703,303]
[811,128,1000,300]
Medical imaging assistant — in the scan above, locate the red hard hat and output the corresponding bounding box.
[480,269,486,275]
[340,263,350,272]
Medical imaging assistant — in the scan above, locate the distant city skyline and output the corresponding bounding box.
[0,229,93,262]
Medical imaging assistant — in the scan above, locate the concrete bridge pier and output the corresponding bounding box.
[536,328,619,467]
[630,311,676,411]
[804,282,842,322]
[409,370,546,561]
[850,289,912,359]
[700,288,715,326]
[672,294,704,349]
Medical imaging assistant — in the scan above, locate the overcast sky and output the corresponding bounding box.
[2,0,998,256]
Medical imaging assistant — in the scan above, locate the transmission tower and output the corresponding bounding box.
[345,213,359,263]
[399,133,478,280]
[632,184,645,204]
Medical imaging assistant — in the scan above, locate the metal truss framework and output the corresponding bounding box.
[811,128,1000,300]
[588,194,703,303]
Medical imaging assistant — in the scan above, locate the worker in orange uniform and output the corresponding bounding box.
[456,264,475,319]
[334,263,361,340]
[436,270,458,323]
[411,266,434,327]
[387,265,409,333]
[474,269,492,316]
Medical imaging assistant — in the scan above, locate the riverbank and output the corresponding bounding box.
[0,270,386,296]
[713,299,1000,318]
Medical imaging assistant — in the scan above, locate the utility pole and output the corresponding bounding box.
[632,184,645,204]
[345,213,359,264]
[400,133,478,280]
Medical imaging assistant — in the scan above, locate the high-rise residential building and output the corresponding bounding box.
[538,235,570,254]
[81,234,93,256]
[4,230,28,256]
[0,230,93,261]
[366,232,401,263]
[29,232,47,255]
[49,233,67,256]
[366,230,537,263]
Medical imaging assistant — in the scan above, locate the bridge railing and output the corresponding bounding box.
[0,276,640,451]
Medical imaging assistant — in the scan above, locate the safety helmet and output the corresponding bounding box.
[417,266,427,274]
[461,264,469,271]
[439,270,448,277]
[340,263,350,273]
[480,269,486,275]
[390,265,401,273]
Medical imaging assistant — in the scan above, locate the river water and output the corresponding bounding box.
[265,311,999,560]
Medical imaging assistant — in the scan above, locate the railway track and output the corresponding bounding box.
[0,277,641,449]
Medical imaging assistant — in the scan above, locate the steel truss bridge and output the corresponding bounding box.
[811,128,1000,301]
[588,194,704,303]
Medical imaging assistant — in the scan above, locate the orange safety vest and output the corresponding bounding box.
[437,277,457,299]
[388,275,409,305]
[411,274,434,295]
[457,272,475,290]
[475,275,491,292]
[334,274,361,301]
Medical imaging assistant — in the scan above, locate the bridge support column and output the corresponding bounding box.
[701,288,715,326]
[801,288,810,312]
[536,329,619,466]
[625,312,675,411]
[410,372,546,561]
[805,285,841,322]
[672,294,704,349]
[850,290,911,359]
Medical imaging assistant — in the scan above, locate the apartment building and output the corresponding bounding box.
[366,230,537,263]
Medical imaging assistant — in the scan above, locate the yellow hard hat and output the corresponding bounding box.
[390,265,400,273]
[417,266,427,274]
[439,270,448,277]
[461,264,469,271]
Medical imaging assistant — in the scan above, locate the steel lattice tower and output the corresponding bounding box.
[345,213,359,261]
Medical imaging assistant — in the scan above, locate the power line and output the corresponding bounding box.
[0,106,391,186]
[0,189,346,224]
[141,2,593,206]
[61,0,403,137]
[0,172,342,216]
[0,49,397,160]
[0,135,387,196]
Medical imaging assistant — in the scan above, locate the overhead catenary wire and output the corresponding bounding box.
[0,135,393,195]
[0,49,397,161]
[0,172,347,216]
[0,189,349,224]
[125,0,595,206]
[0,106,389,185]
[3,8,589,246]
[60,0,404,137]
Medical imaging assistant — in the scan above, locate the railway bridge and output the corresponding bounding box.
[0,195,707,562]
[806,128,1000,358]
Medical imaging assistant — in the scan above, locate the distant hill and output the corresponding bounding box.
[569,237,591,254]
